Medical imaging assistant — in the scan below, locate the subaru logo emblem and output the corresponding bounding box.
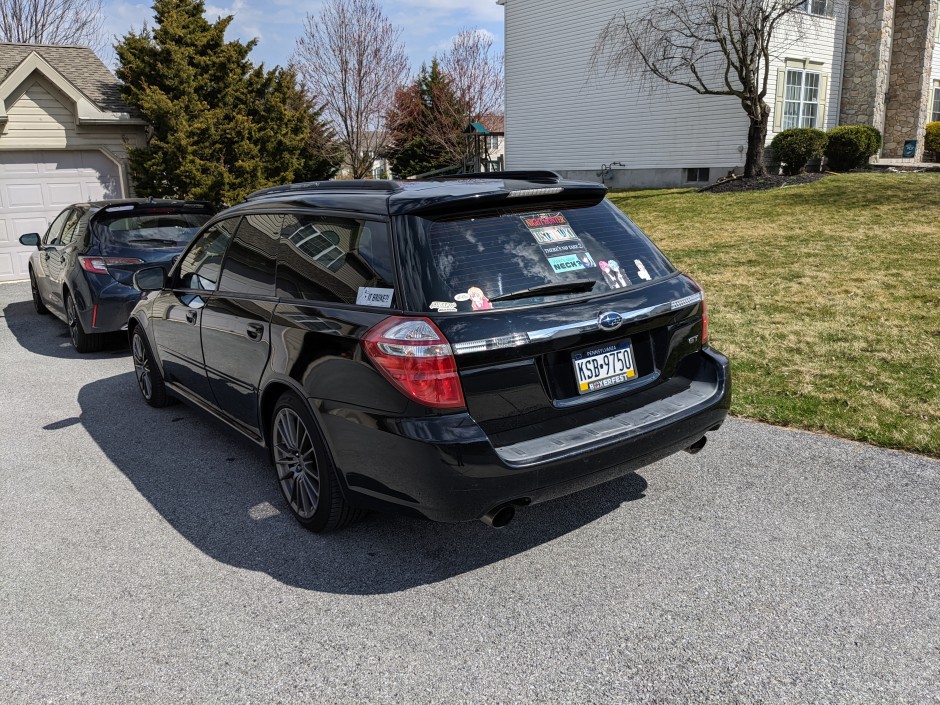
[598,311,623,331]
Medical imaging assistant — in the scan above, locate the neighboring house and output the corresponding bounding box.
[0,43,146,282]
[480,114,506,171]
[499,0,940,187]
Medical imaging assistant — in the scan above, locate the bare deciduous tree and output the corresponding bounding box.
[439,27,504,122]
[593,0,824,177]
[292,0,409,179]
[0,0,103,51]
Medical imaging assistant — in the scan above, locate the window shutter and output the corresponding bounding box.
[818,73,829,128]
[774,68,787,131]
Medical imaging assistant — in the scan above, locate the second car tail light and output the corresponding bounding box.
[362,317,466,409]
[79,256,143,275]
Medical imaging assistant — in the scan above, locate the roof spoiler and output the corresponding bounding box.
[431,170,562,184]
[96,200,214,214]
[244,180,402,202]
[393,179,608,217]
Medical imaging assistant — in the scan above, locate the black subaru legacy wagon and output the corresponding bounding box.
[128,173,730,531]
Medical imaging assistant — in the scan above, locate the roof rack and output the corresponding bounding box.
[430,170,562,184]
[244,180,401,201]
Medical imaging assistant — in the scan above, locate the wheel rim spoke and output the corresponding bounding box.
[132,336,152,399]
[273,407,320,519]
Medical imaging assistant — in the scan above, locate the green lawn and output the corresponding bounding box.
[609,173,940,457]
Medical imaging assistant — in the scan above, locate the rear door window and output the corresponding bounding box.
[276,214,396,306]
[395,200,676,312]
[217,214,281,298]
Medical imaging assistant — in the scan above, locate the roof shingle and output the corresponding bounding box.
[0,42,138,115]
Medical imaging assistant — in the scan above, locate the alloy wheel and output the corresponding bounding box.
[132,333,153,400]
[66,297,79,348]
[273,407,320,519]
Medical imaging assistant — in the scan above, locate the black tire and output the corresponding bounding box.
[131,327,171,408]
[270,391,364,532]
[65,293,103,353]
[29,268,49,315]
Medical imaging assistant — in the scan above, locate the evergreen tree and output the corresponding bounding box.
[116,0,338,204]
[386,60,466,178]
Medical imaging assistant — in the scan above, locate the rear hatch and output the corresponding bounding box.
[393,198,708,447]
[86,202,215,284]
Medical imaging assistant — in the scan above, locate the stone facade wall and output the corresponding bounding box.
[840,0,896,132]
[882,0,938,157]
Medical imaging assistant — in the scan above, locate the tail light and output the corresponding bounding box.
[79,256,143,275]
[689,277,709,346]
[362,317,466,409]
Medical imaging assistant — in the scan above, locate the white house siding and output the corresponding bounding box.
[932,17,940,122]
[766,11,849,138]
[503,0,846,187]
[0,76,141,165]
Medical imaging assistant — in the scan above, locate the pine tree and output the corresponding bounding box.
[116,0,338,204]
[386,60,466,178]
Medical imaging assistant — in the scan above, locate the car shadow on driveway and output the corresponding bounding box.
[3,300,128,358]
[77,371,648,595]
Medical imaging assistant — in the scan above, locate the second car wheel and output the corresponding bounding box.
[271,391,365,532]
[65,294,104,353]
[65,293,104,353]
[29,269,49,315]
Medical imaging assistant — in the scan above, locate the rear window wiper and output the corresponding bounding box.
[488,279,597,303]
[125,238,179,246]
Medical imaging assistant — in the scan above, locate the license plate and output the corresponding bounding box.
[572,341,636,394]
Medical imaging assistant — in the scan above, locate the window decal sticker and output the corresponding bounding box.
[430,301,457,312]
[453,292,471,302]
[468,286,493,310]
[522,212,597,275]
[356,287,394,307]
[598,261,625,289]
[635,259,652,281]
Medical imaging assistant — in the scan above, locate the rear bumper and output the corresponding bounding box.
[324,348,731,523]
[74,277,142,333]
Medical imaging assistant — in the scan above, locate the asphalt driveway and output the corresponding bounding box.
[1,280,938,704]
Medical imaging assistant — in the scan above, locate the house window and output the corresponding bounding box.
[801,0,832,16]
[685,168,710,183]
[783,69,820,129]
[933,86,940,123]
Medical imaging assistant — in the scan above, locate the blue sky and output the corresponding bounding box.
[99,0,505,73]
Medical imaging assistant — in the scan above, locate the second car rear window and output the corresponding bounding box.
[95,212,213,250]
[395,199,676,312]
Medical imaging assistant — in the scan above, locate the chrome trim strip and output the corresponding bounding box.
[671,293,702,310]
[451,292,703,355]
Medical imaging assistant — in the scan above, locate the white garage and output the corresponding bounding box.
[0,43,147,282]
[0,150,123,281]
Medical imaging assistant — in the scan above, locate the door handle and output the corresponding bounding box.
[246,322,264,340]
[185,310,198,325]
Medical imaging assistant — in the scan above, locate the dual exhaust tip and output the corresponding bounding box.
[479,435,710,528]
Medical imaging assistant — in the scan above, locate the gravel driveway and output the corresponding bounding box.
[1,280,938,704]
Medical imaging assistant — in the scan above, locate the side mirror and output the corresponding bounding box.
[19,233,40,248]
[133,266,168,292]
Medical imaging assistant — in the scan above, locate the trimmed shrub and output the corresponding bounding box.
[825,124,882,171]
[924,122,940,159]
[770,128,829,176]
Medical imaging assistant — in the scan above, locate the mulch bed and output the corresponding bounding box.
[703,172,829,193]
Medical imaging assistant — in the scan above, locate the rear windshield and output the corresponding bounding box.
[94,212,213,249]
[395,200,676,312]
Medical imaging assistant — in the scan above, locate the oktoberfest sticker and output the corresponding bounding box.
[522,212,597,274]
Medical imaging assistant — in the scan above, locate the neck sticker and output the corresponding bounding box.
[522,213,598,275]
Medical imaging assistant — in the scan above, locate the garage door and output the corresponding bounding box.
[0,150,123,282]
